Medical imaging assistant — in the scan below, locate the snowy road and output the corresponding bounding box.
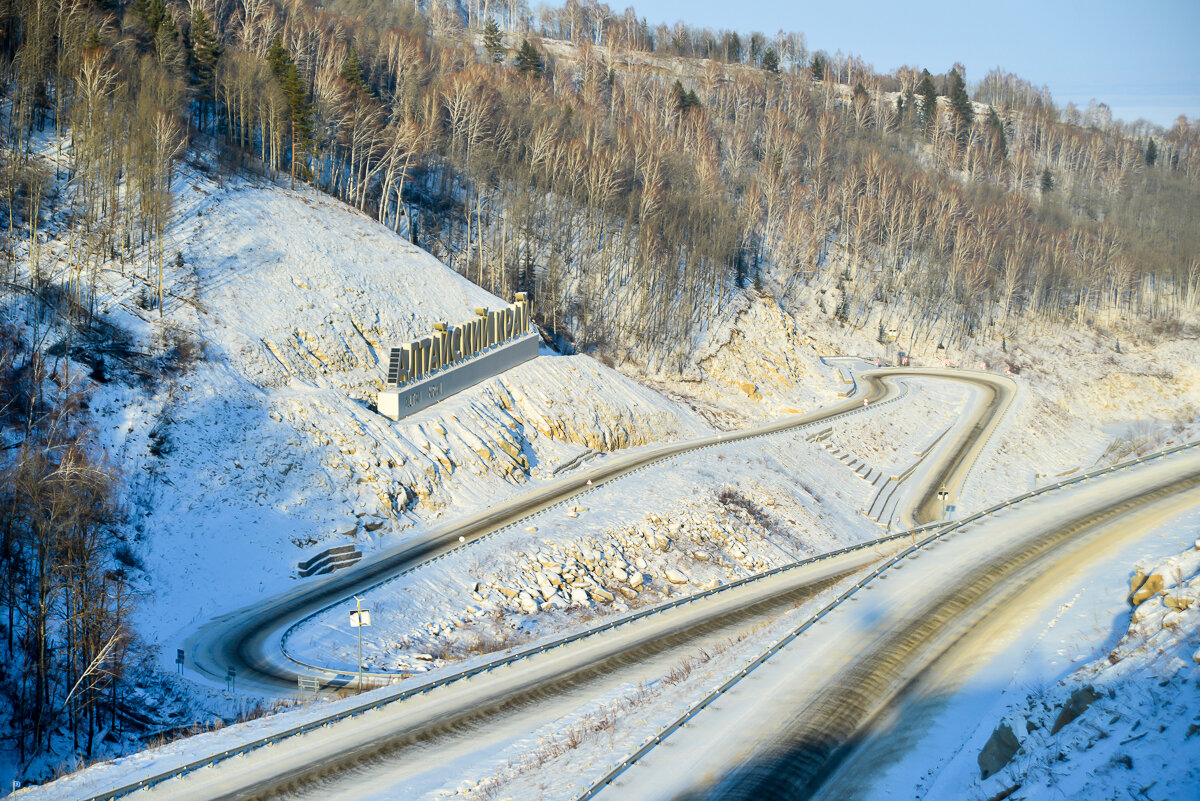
[109,545,893,800]
[57,369,1012,801]
[590,445,1200,801]
[184,369,1012,698]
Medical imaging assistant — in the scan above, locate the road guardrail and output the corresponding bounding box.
[574,437,1199,800]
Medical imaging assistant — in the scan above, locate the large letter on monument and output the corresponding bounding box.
[418,336,433,375]
[490,310,503,346]
[400,344,413,382]
[475,309,490,350]
[463,320,476,357]
[433,323,450,369]
[429,335,442,371]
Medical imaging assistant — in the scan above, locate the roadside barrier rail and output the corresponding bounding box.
[574,438,1200,800]
[277,376,918,667]
[75,369,992,801]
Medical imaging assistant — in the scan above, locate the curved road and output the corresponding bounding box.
[66,369,1012,801]
[185,368,1012,696]
[593,445,1200,801]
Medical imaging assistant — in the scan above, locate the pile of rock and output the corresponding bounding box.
[487,541,655,614]
[390,490,808,665]
[475,495,788,621]
[1126,545,1200,646]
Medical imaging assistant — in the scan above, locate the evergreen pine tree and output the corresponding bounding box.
[514,39,543,76]
[340,49,371,96]
[266,35,288,75]
[809,53,824,80]
[987,106,1007,157]
[673,80,700,112]
[761,48,780,74]
[1145,138,1158,166]
[1040,167,1054,194]
[946,68,973,126]
[483,18,505,63]
[143,0,167,34]
[266,36,315,187]
[189,8,222,130]
[916,69,938,131]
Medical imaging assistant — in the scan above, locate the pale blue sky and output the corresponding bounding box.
[622,0,1199,128]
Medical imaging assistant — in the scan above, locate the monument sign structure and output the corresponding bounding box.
[377,293,538,420]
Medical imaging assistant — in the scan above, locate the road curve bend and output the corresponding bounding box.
[70,369,1011,801]
[188,369,1011,695]
[590,445,1200,801]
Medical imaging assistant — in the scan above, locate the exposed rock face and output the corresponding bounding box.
[665,568,689,585]
[978,722,1020,779]
[1050,685,1102,735]
[1129,571,1164,606]
[1164,593,1194,611]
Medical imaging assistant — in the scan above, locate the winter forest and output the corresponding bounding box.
[0,0,1198,781]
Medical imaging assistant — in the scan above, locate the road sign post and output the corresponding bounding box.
[350,597,372,692]
[225,666,236,693]
[176,649,185,675]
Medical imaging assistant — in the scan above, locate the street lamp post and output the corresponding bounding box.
[349,596,372,692]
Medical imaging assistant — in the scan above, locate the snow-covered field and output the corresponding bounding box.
[836,498,1200,801]
[591,447,1200,801]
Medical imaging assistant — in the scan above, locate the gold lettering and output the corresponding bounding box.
[390,296,534,386]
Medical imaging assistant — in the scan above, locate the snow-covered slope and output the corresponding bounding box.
[27,164,707,660]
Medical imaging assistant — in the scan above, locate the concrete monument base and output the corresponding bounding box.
[377,333,539,421]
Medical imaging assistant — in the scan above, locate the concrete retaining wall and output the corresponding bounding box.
[377,333,539,421]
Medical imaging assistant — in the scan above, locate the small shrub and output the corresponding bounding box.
[114,543,144,571]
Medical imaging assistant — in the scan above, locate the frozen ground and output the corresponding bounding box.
[837,503,1200,801]
[284,380,950,675]
[592,446,1200,801]
[5,130,1199,798]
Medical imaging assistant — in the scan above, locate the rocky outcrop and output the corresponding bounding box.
[1128,570,1164,606]
[1049,685,1101,735]
[978,722,1020,779]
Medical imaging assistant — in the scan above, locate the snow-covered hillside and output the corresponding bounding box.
[0,149,716,787]
[5,130,1197,795]
[91,166,712,642]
